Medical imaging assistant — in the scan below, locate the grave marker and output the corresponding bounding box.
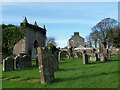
[37,47,54,84]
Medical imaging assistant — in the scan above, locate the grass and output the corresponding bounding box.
[1,54,119,88]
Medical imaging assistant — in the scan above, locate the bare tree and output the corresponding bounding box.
[85,35,92,48]
[90,31,98,48]
[46,37,57,47]
[92,18,118,48]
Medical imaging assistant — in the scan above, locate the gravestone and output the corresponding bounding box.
[47,47,59,71]
[3,56,14,71]
[15,54,24,69]
[90,49,98,61]
[15,52,31,69]
[99,44,108,62]
[82,50,88,64]
[22,54,31,68]
[52,52,59,71]
[37,47,54,84]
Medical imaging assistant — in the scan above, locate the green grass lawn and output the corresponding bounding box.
[1,55,119,88]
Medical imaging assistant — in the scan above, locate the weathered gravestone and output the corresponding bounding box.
[52,53,59,71]
[90,49,98,61]
[37,47,54,84]
[14,52,31,69]
[15,54,24,69]
[99,44,108,62]
[82,50,88,64]
[3,56,14,71]
[47,47,59,71]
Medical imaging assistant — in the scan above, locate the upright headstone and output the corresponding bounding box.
[82,50,88,64]
[48,47,59,71]
[16,54,24,69]
[52,52,59,71]
[90,49,98,61]
[99,44,108,62]
[37,47,54,84]
[3,57,14,71]
[15,52,31,69]
[22,54,31,68]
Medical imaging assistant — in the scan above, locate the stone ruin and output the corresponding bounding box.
[37,47,59,83]
[13,17,46,67]
[2,17,47,71]
[3,52,31,71]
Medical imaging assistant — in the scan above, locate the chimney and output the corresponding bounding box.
[74,32,79,36]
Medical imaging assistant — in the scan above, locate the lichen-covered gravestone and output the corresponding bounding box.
[37,47,54,84]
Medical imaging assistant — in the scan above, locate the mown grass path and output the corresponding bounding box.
[2,55,119,88]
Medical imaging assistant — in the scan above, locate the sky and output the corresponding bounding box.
[1,2,118,48]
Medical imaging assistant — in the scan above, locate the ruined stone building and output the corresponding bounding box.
[67,32,85,48]
[13,17,46,65]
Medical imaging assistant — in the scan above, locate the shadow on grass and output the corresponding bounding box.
[54,70,118,83]
[109,59,120,61]
[58,65,98,72]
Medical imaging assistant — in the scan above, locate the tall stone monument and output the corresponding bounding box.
[99,43,108,62]
[37,47,54,84]
[90,49,98,61]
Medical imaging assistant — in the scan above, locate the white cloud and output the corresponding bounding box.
[56,39,67,48]
[2,16,99,25]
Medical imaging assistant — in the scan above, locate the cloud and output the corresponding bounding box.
[2,15,99,25]
[56,39,68,48]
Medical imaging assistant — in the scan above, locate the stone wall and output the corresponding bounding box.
[13,39,25,55]
[110,48,120,54]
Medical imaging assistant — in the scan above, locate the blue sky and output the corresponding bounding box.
[2,2,118,48]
